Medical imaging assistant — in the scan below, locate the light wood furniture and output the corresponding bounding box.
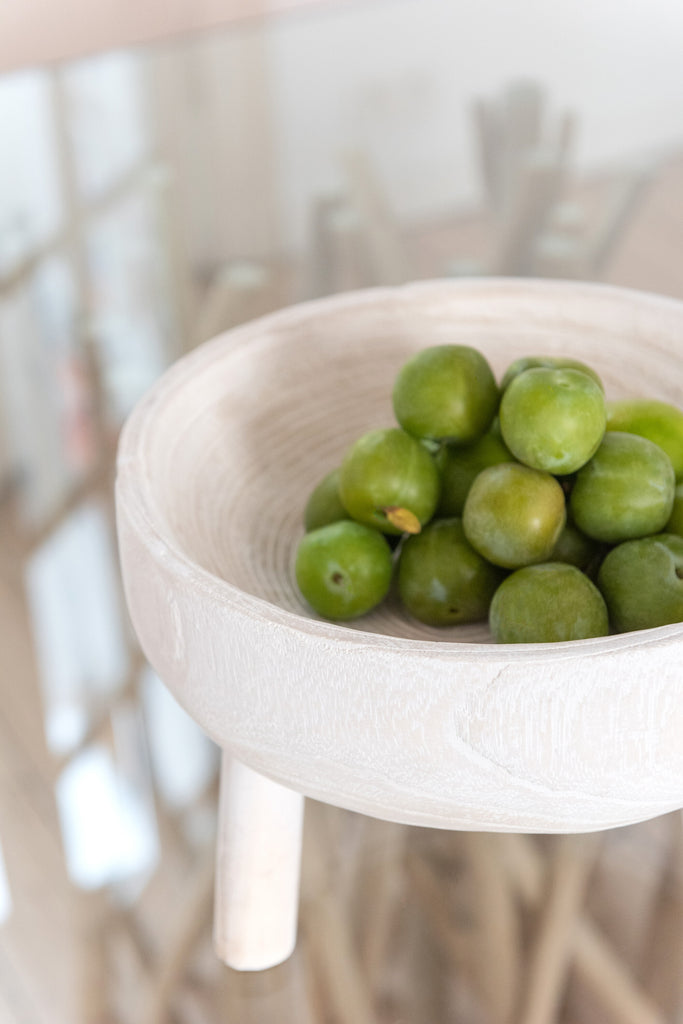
[0,0,345,73]
[116,277,683,974]
[469,80,656,280]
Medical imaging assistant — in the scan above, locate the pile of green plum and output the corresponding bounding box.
[294,344,683,643]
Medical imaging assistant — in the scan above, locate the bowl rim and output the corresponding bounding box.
[116,276,683,663]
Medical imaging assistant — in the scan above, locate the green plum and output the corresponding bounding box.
[392,344,499,443]
[339,427,440,535]
[570,431,675,543]
[597,533,683,632]
[499,367,606,475]
[549,522,602,572]
[606,398,683,480]
[295,520,393,620]
[304,468,350,531]
[489,562,609,643]
[501,354,604,391]
[462,462,566,569]
[665,482,683,536]
[435,428,512,516]
[397,517,503,626]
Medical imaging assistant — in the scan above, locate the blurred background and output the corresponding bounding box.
[1,1,683,1022]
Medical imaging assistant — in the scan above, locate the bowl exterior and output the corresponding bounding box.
[116,278,683,833]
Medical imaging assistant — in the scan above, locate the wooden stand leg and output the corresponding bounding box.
[213,753,305,971]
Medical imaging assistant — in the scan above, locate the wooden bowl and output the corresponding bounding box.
[116,279,683,836]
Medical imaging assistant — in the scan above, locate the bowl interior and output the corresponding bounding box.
[133,280,683,644]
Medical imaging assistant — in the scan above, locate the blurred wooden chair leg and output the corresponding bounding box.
[300,802,378,1024]
[405,847,478,1003]
[356,819,408,985]
[501,833,666,1024]
[641,811,683,1018]
[307,195,373,296]
[516,833,601,1024]
[341,148,411,286]
[195,261,280,344]
[463,832,522,1024]
[583,162,656,278]
[139,845,215,1024]
[80,891,116,1024]
[575,917,666,1024]
[491,153,567,276]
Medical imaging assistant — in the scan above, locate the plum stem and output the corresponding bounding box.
[382,506,422,534]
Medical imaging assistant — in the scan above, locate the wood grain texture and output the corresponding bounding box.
[116,278,683,834]
[213,754,304,970]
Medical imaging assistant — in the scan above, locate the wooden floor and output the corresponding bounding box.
[1,153,683,1024]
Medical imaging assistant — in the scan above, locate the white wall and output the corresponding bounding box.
[264,0,683,252]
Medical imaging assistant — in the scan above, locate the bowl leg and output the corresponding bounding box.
[213,751,305,970]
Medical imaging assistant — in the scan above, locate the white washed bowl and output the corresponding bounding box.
[116,279,683,834]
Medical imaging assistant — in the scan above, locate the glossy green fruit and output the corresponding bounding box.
[304,468,350,531]
[392,344,499,443]
[435,428,512,516]
[462,462,566,569]
[665,482,683,536]
[597,533,683,632]
[295,520,393,620]
[570,431,675,543]
[606,398,683,480]
[397,517,503,626]
[339,428,440,535]
[499,367,606,475]
[501,355,604,392]
[489,562,609,643]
